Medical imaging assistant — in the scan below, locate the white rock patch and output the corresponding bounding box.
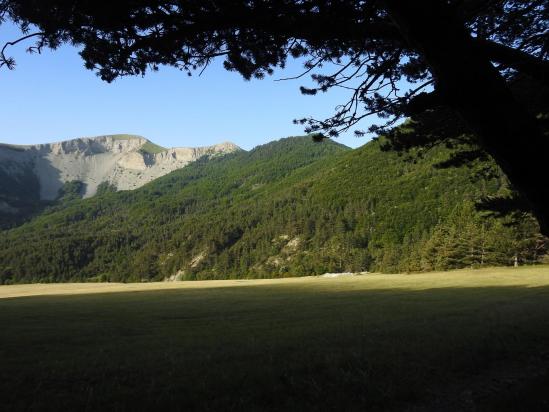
[321,271,368,278]
[0,135,241,199]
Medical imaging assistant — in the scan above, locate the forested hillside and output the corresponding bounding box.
[0,133,545,284]
[0,155,43,228]
[0,135,241,228]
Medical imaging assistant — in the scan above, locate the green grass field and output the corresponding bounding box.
[2,266,549,411]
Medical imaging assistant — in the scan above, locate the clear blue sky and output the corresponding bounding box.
[1,23,375,150]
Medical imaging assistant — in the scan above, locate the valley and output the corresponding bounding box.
[1,3,547,411]
[2,266,549,411]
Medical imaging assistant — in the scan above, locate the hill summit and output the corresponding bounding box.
[0,134,240,219]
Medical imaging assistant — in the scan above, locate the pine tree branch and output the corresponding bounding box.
[0,31,45,70]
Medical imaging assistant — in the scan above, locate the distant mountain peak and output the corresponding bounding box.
[0,134,241,201]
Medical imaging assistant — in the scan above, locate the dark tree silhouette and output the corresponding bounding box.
[1,0,548,233]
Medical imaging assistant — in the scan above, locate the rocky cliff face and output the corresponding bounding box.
[0,135,241,201]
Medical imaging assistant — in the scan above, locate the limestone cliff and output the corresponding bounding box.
[0,135,241,201]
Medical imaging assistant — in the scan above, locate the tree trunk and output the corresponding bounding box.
[384,0,549,236]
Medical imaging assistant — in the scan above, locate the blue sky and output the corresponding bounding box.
[1,23,375,150]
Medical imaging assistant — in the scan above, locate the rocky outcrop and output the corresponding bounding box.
[0,135,241,200]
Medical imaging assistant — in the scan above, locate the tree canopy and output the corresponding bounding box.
[1,0,548,233]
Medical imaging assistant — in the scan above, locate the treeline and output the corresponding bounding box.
[0,135,546,284]
[383,202,545,273]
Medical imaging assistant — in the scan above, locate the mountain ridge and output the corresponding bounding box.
[0,134,239,154]
[0,134,241,224]
[1,134,543,284]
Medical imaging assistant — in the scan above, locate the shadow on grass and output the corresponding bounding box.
[1,283,549,411]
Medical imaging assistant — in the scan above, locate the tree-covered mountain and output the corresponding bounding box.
[0,135,240,228]
[0,133,545,284]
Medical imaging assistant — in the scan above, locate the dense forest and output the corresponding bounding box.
[0,152,44,229]
[0,123,546,283]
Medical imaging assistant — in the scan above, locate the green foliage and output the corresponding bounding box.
[139,141,166,154]
[96,181,117,196]
[57,180,85,201]
[0,135,545,284]
[109,134,143,141]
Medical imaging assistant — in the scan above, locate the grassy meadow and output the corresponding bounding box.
[2,266,549,411]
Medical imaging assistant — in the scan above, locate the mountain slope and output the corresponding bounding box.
[1,133,543,284]
[0,137,349,282]
[0,135,240,227]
